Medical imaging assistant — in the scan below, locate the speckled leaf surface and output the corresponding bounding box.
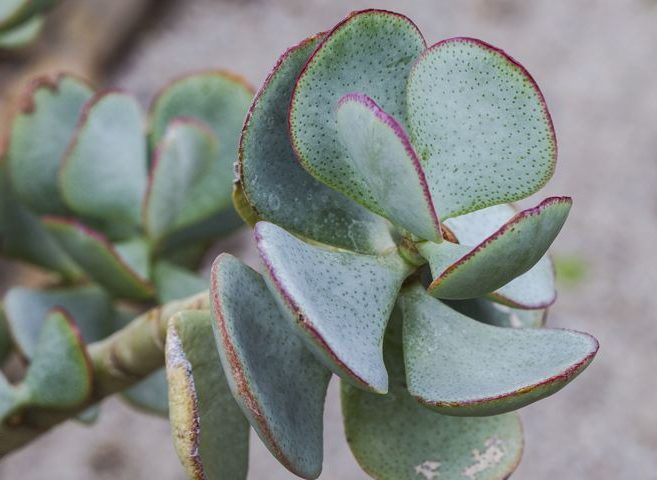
[166,310,249,480]
[44,218,154,300]
[400,284,598,416]
[23,309,92,409]
[7,74,92,214]
[406,37,557,219]
[255,221,411,393]
[150,72,252,211]
[211,253,330,479]
[0,15,43,49]
[239,33,394,254]
[420,197,571,300]
[445,204,556,308]
[290,10,426,210]
[342,310,523,480]
[153,261,206,303]
[122,369,168,416]
[335,93,441,241]
[446,298,546,329]
[144,119,232,245]
[4,285,112,358]
[60,91,147,227]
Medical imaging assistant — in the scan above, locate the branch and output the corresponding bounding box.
[0,290,209,456]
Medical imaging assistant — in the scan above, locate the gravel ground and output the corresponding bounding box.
[2,0,657,478]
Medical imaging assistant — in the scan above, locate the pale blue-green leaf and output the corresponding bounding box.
[44,218,154,300]
[153,260,206,303]
[239,33,394,254]
[335,93,441,241]
[342,309,523,480]
[210,253,330,479]
[400,284,598,416]
[4,284,112,358]
[255,221,411,393]
[149,72,253,224]
[407,37,557,219]
[0,0,53,31]
[145,119,233,245]
[122,369,168,416]
[420,197,571,299]
[60,91,147,227]
[446,204,556,308]
[7,73,92,214]
[290,10,426,211]
[23,309,92,408]
[166,310,249,480]
[0,15,43,48]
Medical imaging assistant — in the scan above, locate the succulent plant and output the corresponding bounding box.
[0,0,55,50]
[0,8,598,480]
[213,8,597,479]
[0,70,252,428]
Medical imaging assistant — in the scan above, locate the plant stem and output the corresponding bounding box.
[0,290,209,457]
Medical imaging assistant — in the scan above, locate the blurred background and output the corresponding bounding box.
[1,0,656,478]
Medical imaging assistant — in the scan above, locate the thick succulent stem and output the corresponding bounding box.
[0,290,209,457]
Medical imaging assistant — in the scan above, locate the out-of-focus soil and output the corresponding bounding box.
[2,0,656,478]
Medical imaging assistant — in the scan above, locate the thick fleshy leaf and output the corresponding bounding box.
[342,310,523,480]
[446,298,546,329]
[491,256,555,308]
[7,73,93,214]
[0,15,43,49]
[23,308,92,409]
[4,285,113,358]
[153,260,206,303]
[406,37,557,219]
[400,284,598,416]
[446,204,556,308]
[166,310,249,480]
[239,33,394,254]
[0,167,81,278]
[44,218,154,300]
[335,93,441,241]
[60,91,147,228]
[144,119,233,245]
[211,253,330,479]
[149,72,252,216]
[122,369,168,416]
[255,221,411,393]
[420,197,571,300]
[290,10,426,211]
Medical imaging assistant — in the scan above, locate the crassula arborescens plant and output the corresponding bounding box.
[0,8,598,480]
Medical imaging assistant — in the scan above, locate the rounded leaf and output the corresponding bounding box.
[407,38,557,219]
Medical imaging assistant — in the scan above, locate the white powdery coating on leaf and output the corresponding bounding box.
[462,437,505,479]
[415,460,441,479]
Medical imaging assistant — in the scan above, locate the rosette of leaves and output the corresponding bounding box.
[163,9,599,480]
[0,70,252,421]
[0,0,56,50]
